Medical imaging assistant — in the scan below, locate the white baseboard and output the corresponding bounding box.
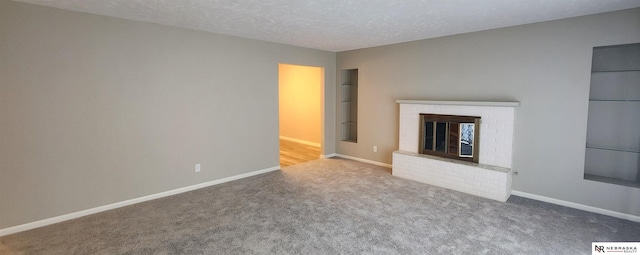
[279,136,320,147]
[334,154,392,168]
[511,190,640,223]
[0,166,281,237]
[320,153,337,159]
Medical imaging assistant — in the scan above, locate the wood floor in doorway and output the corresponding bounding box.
[279,139,320,167]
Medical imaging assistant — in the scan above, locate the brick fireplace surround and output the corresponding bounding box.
[392,100,519,202]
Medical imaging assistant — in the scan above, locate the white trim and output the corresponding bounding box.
[511,190,640,223]
[0,166,281,237]
[279,136,321,147]
[396,100,520,107]
[320,153,337,159]
[334,154,392,168]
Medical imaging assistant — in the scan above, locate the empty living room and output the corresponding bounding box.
[1,0,640,254]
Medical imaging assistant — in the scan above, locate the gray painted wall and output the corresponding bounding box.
[0,1,336,229]
[336,8,640,216]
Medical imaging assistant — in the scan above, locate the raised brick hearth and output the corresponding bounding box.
[392,100,519,202]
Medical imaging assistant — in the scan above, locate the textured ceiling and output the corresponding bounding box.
[13,0,640,52]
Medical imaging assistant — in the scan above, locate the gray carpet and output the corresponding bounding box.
[1,158,639,254]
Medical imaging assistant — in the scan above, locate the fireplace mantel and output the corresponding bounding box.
[395,100,520,107]
[393,100,519,202]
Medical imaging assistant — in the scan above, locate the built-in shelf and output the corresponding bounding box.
[340,69,358,143]
[586,144,640,154]
[585,174,640,189]
[589,99,640,102]
[584,42,640,188]
[591,70,640,73]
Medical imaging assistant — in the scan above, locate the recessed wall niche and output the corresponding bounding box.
[584,42,640,188]
[340,69,358,142]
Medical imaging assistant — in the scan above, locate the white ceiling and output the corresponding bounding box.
[14,0,640,52]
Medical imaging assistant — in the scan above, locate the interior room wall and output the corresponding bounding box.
[278,64,323,145]
[336,8,640,217]
[0,1,335,229]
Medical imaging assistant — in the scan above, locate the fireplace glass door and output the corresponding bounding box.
[419,114,480,163]
[459,123,475,157]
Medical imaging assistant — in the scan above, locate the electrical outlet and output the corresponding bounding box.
[373,146,377,152]
[195,164,201,173]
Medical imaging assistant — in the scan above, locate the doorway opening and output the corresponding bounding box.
[278,64,323,167]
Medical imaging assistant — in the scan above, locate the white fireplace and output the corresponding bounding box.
[392,100,519,202]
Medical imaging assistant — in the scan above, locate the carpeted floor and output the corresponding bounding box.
[1,158,639,254]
